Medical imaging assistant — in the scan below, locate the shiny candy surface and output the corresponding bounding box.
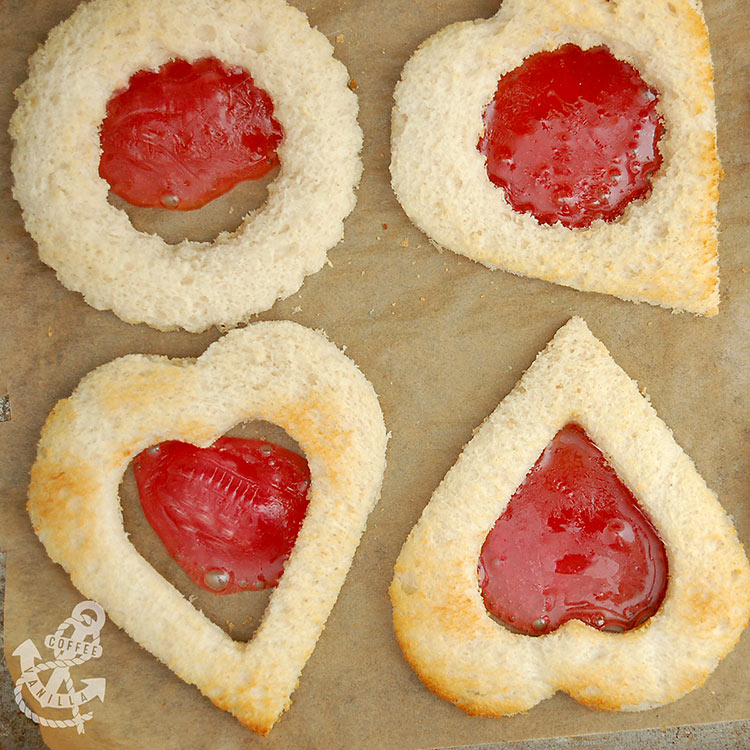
[478,423,668,635]
[100,57,283,210]
[134,438,310,595]
[478,44,664,228]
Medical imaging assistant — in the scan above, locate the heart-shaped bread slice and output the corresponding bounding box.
[28,321,387,735]
[391,318,749,715]
[390,0,720,315]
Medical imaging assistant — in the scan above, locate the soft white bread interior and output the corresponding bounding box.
[28,321,387,735]
[391,317,749,715]
[390,0,720,315]
[10,0,362,332]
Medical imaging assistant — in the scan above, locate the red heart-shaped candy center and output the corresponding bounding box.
[134,438,310,594]
[478,423,668,634]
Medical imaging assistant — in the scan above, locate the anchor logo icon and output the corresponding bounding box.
[13,601,106,734]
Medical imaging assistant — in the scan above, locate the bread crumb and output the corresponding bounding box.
[420,296,426,302]
[401,237,409,247]
[0,396,11,423]
[336,34,345,43]
[47,326,52,337]
[348,78,358,90]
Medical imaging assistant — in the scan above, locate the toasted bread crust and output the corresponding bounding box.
[391,318,750,715]
[10,0,362,332]
[390,0,721,315]
[28,322,387,734]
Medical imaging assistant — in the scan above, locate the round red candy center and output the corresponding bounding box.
[99,57,283,210]
[478,423,668,635]
[478,44,664,228]
[133,438,310,594]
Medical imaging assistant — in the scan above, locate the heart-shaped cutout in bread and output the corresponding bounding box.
[134,437,312,594]
[28,321,387,735]
[391,318,749,715]
[390,0,720,315]
[478,422,669,636]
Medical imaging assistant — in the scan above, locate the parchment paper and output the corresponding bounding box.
[1,1,748,748]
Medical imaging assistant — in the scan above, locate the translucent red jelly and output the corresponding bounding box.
[477,44,664,228]
[478,423,668,635]
[133,438,310,594]
[99,57,283,210]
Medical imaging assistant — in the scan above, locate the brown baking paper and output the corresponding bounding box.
[1,0,748,748]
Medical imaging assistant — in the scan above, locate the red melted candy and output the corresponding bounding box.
[477,44,664,228]
[99,57,283,210]
[134,438,310,594]
[478,423,667,635]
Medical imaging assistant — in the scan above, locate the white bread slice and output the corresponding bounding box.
[27,321,387,735]
[10,0,362,332]
[390,0,720,315]
[391,317,749,715]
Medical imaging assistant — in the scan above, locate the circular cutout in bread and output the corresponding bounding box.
[391,318,750,715]
[390,0,720,315]
[10,0,362,332]
[28,321,387,734]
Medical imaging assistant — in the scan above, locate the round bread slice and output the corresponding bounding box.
[391,317,749,715]
[28,321,387,735]
[390,0,720,315]
[10,0,362,332]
